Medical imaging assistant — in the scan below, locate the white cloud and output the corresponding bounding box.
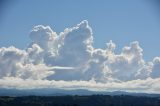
[0,77,160,93]
[105,41,145,81]
[150,57,160,78]
[0,46,26,78]
[0,20,160,93]
[29,25,57,50]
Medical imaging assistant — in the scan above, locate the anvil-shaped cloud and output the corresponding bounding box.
[0,20,160,93]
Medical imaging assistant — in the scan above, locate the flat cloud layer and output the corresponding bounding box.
[0,20,160,93]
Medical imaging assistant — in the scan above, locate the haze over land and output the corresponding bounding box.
[0,21,160,94]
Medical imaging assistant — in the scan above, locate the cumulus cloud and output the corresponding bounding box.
[150,57,160,78]
[0,20,160,93]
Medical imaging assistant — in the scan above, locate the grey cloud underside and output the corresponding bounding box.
[0,20,160,93]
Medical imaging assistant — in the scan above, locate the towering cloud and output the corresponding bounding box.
[0,20,160,93]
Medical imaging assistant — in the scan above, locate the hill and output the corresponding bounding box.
[0,95,160,106]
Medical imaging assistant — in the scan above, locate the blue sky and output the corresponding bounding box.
[1,0,160,93]
[0,0,160,61]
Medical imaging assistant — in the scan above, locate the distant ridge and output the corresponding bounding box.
[0,88,160,97]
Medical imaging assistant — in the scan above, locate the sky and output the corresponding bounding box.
[0,0,160,94]
[0,0,160,60]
